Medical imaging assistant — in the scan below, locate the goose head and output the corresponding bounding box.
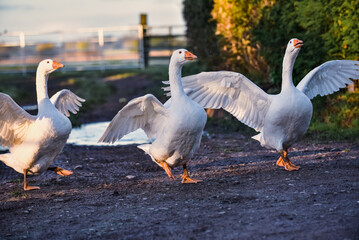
[285,38,303,57]
[170,49,197,66]
[37,59,64,75]
[282,38,303,77]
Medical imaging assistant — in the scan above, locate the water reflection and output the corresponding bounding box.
[67,121,149,146]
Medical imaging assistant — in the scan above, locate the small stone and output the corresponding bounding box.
[126,175,135,179]
[74,165,83,170]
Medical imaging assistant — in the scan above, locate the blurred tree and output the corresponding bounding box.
[211,0,275,82]
[183,0,223,69]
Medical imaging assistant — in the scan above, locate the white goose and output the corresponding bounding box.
[99,49,207,183]
[0,59,85,190]
[164,39,358,171]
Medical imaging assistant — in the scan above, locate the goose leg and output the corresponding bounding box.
[159,161,175,180]
[23,169,40,191]
[278,150,300,171]
[48,167,73,176]
[276,156,285,167]
[181,164,202,184]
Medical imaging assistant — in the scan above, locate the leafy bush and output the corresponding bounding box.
[253,0,359,86]
[312,91,359,128]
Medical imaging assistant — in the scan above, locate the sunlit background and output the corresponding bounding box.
[0,0,184,32]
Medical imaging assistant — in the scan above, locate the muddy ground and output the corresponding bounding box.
[0,74,358,239]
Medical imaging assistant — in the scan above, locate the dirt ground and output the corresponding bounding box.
[0,74,358,239]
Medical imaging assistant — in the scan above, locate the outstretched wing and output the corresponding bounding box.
[296,60,358,99]
[163,71,271,132]
[0,93,36,148]
[50,89,85,117]
[98,94,168,143]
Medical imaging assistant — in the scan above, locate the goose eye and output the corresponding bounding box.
[47,61,49,63]
[179,51,182,54]
[290,41,292,44]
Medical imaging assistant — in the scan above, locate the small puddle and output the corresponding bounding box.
[67,121,149,146]
[0,122,149,149]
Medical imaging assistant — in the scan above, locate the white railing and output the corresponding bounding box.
[0,24,186,74]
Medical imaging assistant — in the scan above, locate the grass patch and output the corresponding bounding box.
[9,189,28,198]
[8,179,21,184]
[306,122,359,143]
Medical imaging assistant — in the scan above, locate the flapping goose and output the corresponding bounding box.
[99,49,207,183]
[164,39,358,171]
[0,59,85,190]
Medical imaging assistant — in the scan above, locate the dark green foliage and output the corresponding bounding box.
[322,0,359,59]
[183,0,223,69]
[252,0,325,85]
[253,0,359,86]
[205,111,257,136]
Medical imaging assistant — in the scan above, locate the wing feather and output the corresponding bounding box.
[50,89,85,117]
[98,94,168,143]
[296,60,358,99]
[0,93,36,148]
[164,71,271,132]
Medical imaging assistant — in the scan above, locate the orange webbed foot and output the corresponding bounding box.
[181,175,202,184]
[51,167,73,176]
[24,185,40,191]
[278,150,300,171]
[181,164,202,184]
[284,161,300,171]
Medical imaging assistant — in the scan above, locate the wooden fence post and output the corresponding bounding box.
[140,13,149,68]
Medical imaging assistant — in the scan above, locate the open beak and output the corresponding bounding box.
[53,61,64,69]
[294,39,303,49]
[185,51,197,60]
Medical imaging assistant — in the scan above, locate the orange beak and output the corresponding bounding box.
[53,61,64,69]
[293,39,303,48]
[185,51,197,60]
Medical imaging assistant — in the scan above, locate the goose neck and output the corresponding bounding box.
[169,61,185,98]
[281,53,296,91]
[36,70,49,104]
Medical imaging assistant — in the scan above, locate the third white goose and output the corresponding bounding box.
[164,39,358,171]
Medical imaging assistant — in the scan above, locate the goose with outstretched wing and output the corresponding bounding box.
[164,39,358,171]
[99,49,207,183]
[0,59,85,190]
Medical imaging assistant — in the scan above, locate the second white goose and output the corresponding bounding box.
[99,49,207,183]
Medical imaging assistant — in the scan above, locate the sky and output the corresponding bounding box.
[0,0,185,33]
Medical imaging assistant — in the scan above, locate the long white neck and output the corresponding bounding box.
[36,69,49,105]
[169,60,185,99]
[281,52,297,91]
